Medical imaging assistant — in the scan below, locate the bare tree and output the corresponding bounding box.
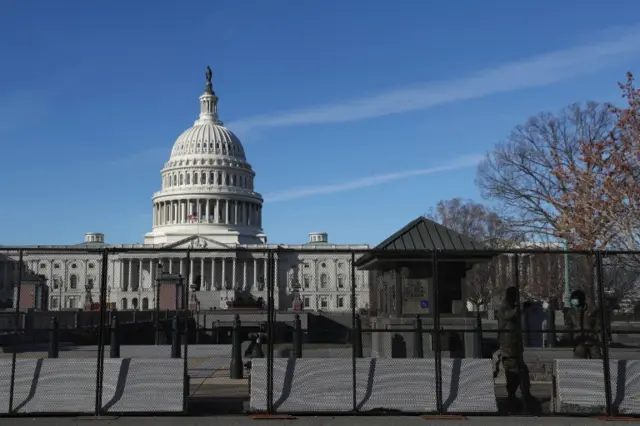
[476,102,615,243]
[426,198,522,311]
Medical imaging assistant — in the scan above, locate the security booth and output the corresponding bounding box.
[14,275,49,311]
[354,216,495,358]
[156,273,185,310]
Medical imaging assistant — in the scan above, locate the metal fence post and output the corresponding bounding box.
[350,251,357,413]
[414,314,424,358]
[266,250,275,414]
[475,311,483,358]
[293,314,303,358]
[183,250,191,414]
[8,249,24,414]
[432,251,443,415]
[596,252,613,417]
[95,249,109,416]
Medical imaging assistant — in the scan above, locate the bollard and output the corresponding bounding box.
[475,311,484,358]
[293,314,303,358]
[110,315,120,358]
[171,316,181,359]
[48,317,59,359]
[414,315,424,358]
[230,315,243,379]
[354,314,363,358]
[252,333,265,358]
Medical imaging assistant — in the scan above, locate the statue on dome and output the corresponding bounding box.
[205,66,212,84]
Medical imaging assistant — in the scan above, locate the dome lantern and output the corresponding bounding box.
[197,65,222,126]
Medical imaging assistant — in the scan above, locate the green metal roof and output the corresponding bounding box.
[374,216,488,251]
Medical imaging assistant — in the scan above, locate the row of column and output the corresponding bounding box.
[118,257,268,292]
[153,198,262,227]
[164,170,253,191]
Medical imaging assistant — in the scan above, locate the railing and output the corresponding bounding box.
[0,247,639,417]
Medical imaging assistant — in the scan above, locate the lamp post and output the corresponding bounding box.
[563,237,571,308]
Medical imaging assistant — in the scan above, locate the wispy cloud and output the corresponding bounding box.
[264,154,483,203]
[229,24,640,133]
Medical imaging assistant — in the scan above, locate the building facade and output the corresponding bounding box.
[0,68,371,312]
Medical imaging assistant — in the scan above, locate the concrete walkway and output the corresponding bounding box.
[0,416,635,426]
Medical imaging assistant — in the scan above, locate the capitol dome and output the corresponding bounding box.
[144,67,266,246]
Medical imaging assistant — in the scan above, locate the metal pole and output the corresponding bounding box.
[596,252,613,417]
[513,254,528,413]
[183,251,191,414]
[94,249,109,416]
[350,251,357,412]
[8,250,23,413]
[266,250,274,414]
[563,240,571,307]
[432,251,443,415]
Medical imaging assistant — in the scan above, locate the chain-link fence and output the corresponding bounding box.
[1,247,639,417]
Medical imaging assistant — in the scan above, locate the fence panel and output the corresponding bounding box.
[0,248,105,416]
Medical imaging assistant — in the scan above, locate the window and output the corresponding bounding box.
[303,296,311,308]
[142,298,149,310]
[88,263,94,269]
[320,297,328,309]
[201,172,206,183]
[40,263,46,269]
[303,275,310,289]
[121,298,128,310]
[54,263,60,269]
[71,263,77,269]
[50,297,59,310]
[87,278,95,289]
[68,298,76,309]
[186,174,191,184]
[70,275,78,289]
[52,278,61,289]
[320,273,328,289]
[321,262,326,268]
[337,296,344,308]
[338,275,345,289]
[132,298,139,310]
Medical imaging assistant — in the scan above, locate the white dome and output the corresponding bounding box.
[170,123,247,161]
[144,66,266,246]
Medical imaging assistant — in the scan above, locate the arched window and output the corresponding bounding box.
[210,172,214,184]
[142,298,149,310]
[121,298,128,310]
[193,173,198,184]
[186,173,191,184]
[201,172,206,184]
[132,298,139,310]
[70,274,78,289]
[217,174,222,185]
[225,175,230,186]
[320,273,328,288]
[179,174,184,185]
[173,175,177,186]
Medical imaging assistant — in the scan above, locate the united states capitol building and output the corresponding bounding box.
[0,68,371,312]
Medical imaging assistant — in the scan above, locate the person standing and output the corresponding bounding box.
[498,286,532,405]
[564,289,602,359]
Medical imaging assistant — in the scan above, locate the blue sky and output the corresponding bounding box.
[1,1,640,246]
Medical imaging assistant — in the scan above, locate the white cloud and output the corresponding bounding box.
[264,154,483,203]
[229,25,640,133]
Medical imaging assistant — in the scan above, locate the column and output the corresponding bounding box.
[235,201,239,224]
[188,200,193,218]
[242,260,247,291]
[169,258,173,274]
[232,258,237,289]
[213,199,218,223]
[189,258,194,286]
[253,259,258,290]
[127,259,132,292]
[211,257,216,290]
[150,259,156,290]
[205,200,210,223]
[226,200,231,224]
[138,259,143,290]
[222,259,227,289]
[200,258,205,290]
[180,259,184,276]
[263,257,267,292]
[119,260,124,290]
[197,200,202,222]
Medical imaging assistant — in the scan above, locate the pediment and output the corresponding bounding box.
[164,235,233,250]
